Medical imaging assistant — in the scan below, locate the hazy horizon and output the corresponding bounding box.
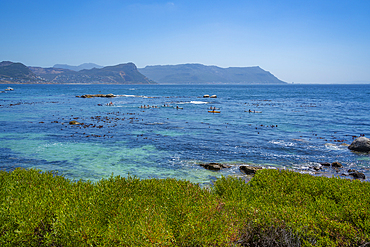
[1,0,369,84]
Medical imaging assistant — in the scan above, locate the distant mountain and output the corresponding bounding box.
[139,64,286,84]
[29,67,71,81]
[30,62,156,84]
[2,60,285,85]
[53,63,103,71]
[0,61,42,83]
[0,61,35,78]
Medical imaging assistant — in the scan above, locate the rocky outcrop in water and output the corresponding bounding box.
[348,137,370,152]
[77,94,115,98]
[240,166,263,175]
[331,162,343,168]
[69,120,82,125]
[199,163,231,171]
[348,169,366,179]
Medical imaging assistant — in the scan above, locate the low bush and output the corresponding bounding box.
[214,169,370,246]
[0,168,369,246]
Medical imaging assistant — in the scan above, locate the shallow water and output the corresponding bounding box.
[1,84,369,183]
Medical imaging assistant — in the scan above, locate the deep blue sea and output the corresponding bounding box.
[1,84,369,183]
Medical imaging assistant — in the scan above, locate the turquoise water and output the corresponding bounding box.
[1,84,370,183]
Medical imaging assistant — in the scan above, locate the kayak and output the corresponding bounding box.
[208,110,221,113]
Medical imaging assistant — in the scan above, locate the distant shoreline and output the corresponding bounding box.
[1,82,370,85]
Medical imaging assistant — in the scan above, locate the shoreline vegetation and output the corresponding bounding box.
[1,168,369,246]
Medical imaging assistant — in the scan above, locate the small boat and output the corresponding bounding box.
[208,110,221,113]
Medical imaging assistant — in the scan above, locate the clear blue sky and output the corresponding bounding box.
[1,0,369,83]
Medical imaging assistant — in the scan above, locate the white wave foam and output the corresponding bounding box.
[269,140,295,147]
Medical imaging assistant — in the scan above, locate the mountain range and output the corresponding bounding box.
[0,61,39,83]
[30,63,155,84]
[53,63,103,71]
[139,64,286,84]
[0,61,286,84]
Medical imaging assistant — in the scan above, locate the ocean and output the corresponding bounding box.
[1,84,369,184]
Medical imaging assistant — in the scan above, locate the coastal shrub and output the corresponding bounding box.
[213,169,370,246]
[0,168,369,246]
[0,168,237,246]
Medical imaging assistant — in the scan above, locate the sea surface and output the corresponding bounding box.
[1,84,369,184]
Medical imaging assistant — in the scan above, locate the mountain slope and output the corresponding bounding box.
[0,61,43,83]
[31,62,156,84]
[0,61,36,79]
[139,64,286,84]
[53,63,103,71]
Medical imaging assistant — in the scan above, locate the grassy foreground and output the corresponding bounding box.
[0,168,369,246]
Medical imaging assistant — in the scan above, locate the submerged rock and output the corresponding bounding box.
[331,162,343,168]
[199,163,231,171]
[348,169,366,179]
[312,164,322,171]
[240,166,263,175]
[348,137,370,152]
[69,120,82,125]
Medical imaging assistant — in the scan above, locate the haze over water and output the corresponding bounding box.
[1,84,369,183]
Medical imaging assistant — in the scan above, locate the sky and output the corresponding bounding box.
[1,0,369,83]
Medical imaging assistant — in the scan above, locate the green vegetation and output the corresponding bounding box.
[1,168,369,246]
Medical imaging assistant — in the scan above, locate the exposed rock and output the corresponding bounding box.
[203,94,210,98]
[348,137,370,152]
[240,166,263,175]
[331,162,343,168]
[348,169,366,179]
[210,95,217,98]
[200,162,231,171]
[320,162,331,167]
[78,94,116,98]
[312,165,322,171]
[69,120,82,125]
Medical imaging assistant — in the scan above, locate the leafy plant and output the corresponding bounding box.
[1,168,369,246]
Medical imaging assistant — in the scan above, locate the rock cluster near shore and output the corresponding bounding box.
[197,136,369,180]
[239,165,263,175]
[348,137,370,152]
[199,163,231,171]
[199,161,366,180]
